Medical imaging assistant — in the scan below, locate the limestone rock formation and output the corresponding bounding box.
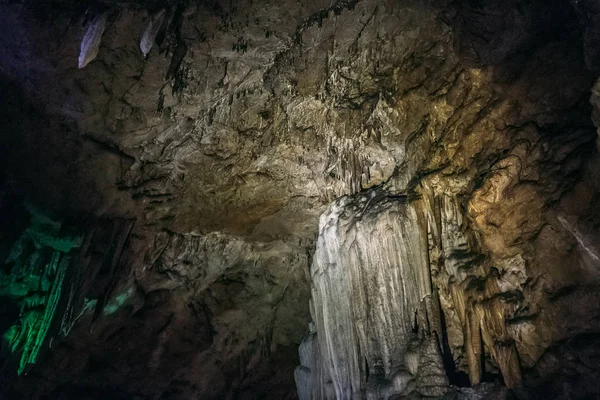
[0,0,599,398]
[79,13,108,69]
[297,193,446,399]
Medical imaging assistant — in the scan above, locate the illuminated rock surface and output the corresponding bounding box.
[0,0,600,398]
[298,194,447,399]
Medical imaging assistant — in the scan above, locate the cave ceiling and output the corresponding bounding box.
[0,0,596,236]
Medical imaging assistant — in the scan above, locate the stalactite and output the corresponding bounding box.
[92,219,135,325]
[78,13,108,69]
[140,9,166,57]
[326,136,369,196]
[18,254,69,374]
[421,190,525,388]
[300,185,536,397]
[1,206,82,375]
[1,204,135,376]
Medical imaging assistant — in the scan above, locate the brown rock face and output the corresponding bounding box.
[1,0,600,399]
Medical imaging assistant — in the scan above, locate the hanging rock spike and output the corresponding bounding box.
[78,13,108,69]
[140,9,166,57]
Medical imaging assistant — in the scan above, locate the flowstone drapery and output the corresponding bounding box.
[299,179,597,399]
[296,192,448,399]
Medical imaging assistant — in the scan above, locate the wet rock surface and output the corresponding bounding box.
[0,0,600,398]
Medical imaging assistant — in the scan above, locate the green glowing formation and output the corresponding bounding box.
[1,204,134,375]
[102,286,135,316]
[1,205,82,375]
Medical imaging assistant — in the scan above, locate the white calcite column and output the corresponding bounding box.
[297,193,447,399]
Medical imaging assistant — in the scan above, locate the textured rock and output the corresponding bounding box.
[1,224,311,399]
[298,193,448,399]
[1,0,600,398]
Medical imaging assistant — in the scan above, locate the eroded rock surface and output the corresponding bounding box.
[0,0,600,398]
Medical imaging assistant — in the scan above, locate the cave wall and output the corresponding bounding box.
[293,0,600,398]
[3,227,310,399]
[0,0,600,398]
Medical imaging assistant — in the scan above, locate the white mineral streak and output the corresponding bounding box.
[140,9,166,57]
[300,194,436,399]
[78,13,108,69]
[558,215,600,264]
